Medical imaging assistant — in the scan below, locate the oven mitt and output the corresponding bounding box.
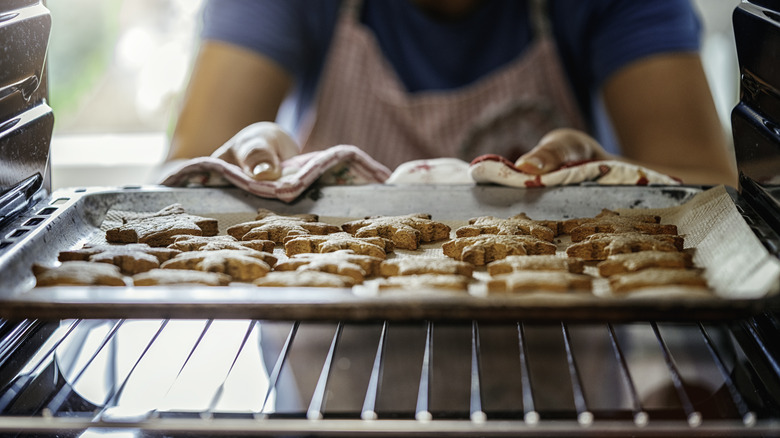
[159,145,392,202]
[385,158,474,184]
[468,154,681,187]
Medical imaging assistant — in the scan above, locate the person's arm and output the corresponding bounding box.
[168,41,293,161]
[602,52,737,186]
[517,53,737,187]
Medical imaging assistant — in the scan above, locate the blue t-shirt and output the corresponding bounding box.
[200,0,701,152]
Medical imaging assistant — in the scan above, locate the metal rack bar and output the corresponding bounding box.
[204,320,258,418]
[0,318,775,436]
[43,319,125,417]
[0,320,41,368]
[606,323,647,426]
[259,321,299,416]
[139,319,214,420]
[561,323,592,426]
[307,322,343,420]
[743,318,780,378]
[516,322,538,425]
[651,323,702,427]
[99,319,168,411]
[469,321,485,423]
[415,321,433,422]
[698,323,756,426]
[0,319,81,412]
[361,321,388,421]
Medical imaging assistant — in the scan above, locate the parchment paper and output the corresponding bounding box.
[617,185,780,299]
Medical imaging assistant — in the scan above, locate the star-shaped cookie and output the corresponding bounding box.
[160,249,277,282]
[284,232,393,259]
[253,271,356,288]
[486,254,584,276]
[58,243,181,275]
[561,209,677,242]
[273,250,383,283]
[442,235,556,266]
[379,257,474,278]
[566,232,684,261]
[168,235,274,253]
[227,209,340,243]
[487,271,593,293]
[105,204,218,247]
[33,261,128,286]
[341,214,450,250]
[455,213,557,242]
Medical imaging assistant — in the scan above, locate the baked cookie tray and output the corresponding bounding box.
[1,183,778,322]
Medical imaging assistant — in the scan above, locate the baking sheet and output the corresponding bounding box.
[0,184,777,321]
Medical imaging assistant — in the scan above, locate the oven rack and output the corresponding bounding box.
[0,315,777,436]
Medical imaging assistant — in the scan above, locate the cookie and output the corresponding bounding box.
[160,249,276,282]
[379,257,474,278]
[105,204,218,247]
[597,250,694,277]
[562,209,677,242]
[487,271,593,293]
[455,214,557,242]
[33,261,128,287]
[132,268,231,286]
[253,271,356,288]
[608,268,708,293]
[227,209,340,244]
[565,233,684,261]
[284,232,393,259]
[561,209,661,234]
[442,235,556,266]
[486,255,585,276]
[168,235,274,253]
[376,274,470,292]
[273,250,383,283]
[341,214,451,250]
[58,243,181,275]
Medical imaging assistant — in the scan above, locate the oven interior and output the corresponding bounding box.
[1,0,780,436]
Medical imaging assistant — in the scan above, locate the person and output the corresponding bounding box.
[168,0,738,187]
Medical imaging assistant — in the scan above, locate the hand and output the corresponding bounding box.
[514,128,612,174]
[211,122,299,180]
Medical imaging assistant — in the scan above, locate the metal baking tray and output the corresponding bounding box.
[0,184,777,321]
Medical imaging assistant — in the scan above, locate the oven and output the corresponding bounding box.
[0,1,779,437]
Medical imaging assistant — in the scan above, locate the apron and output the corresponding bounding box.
[300,0,585,170]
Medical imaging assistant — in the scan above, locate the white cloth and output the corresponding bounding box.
[468,154,681,187]
[159,145,391,202]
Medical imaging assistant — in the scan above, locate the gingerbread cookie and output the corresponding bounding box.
[455,213,557,242]
[133,268,231,286]
[161,249,276,282]
[253,271,356,288]
[566,233,684,261]
[58,243,181,275]
[561,209,661,233]
[33,261,128,286]
[442,235,556,266]
[487,255,584,276]
[273,250,383,283]
[487,271,593,293]
[562,209,677,242]
[341,214,451,250]
[105,204,218,247]
[168,235,274,253]
[597,250,694,277]
[376,274,470,292]
[284,232,393,259]
[227,208,340,244]
[379,257,474,278]
[608,268,708,293]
